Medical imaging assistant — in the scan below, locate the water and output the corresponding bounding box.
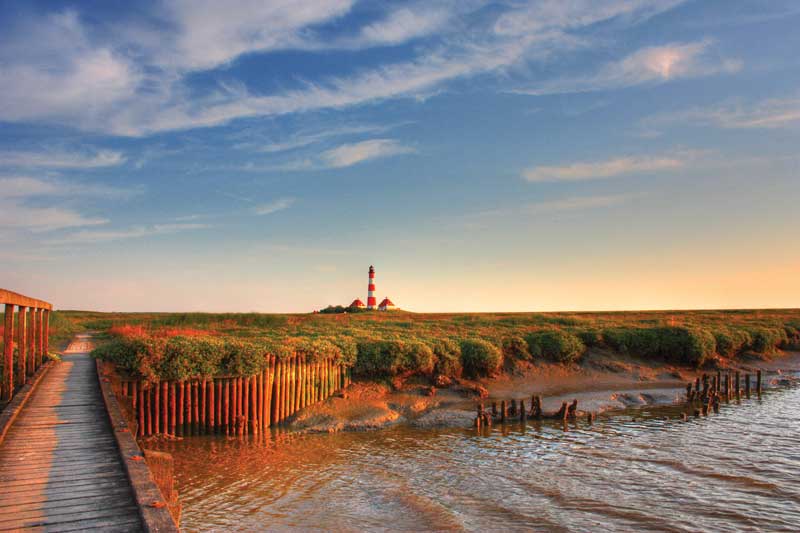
[152,382,800,532]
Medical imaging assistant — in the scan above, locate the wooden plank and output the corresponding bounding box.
[0,349,144,532]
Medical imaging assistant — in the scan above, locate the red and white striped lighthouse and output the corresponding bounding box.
[367,265,376,310]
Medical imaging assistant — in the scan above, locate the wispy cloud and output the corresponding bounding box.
[0,175,137,232]
[645,96,800,130]
[0,1,687,135]
[256,124,399,154]
[0,176,139,198]
[0,203,107,232]
[514,40,740,95]
[523,154,686,182]
[525,193,638,214]
[320,139,415,168]
[49,223,209,245]
[0,148,125,169]
[252,197,294,215]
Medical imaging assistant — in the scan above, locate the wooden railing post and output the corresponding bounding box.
[16,305,27,387]
[43,309,50,356]
[3,304,14,401]
[35,308,44,368]
[26,307,35,376]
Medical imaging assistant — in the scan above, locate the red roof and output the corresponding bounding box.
[349,299,366,307]
[378,298,395,307]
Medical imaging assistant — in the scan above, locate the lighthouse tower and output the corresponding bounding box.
[367,265,376,309]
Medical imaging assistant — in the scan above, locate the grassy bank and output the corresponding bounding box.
[67,309,800,383]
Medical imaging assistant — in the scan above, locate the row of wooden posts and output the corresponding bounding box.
[474,396,589,429]
[117,355,351,438]
[685,370,762,417]
[0,289,52,402]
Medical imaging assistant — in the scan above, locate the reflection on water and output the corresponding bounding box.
[152,382,800,532]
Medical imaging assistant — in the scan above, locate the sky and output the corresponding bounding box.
[0,0,798,313]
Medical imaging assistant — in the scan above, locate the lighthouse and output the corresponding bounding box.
[367,265,376,309]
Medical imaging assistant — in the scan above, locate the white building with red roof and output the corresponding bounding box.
[349,298,366,309]
[378,297,397,311]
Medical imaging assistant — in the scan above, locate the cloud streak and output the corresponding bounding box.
[523,154,684,182]
[49,223,209,245]
[646,96,800,130]
[514,40,740,95]
[0,148,125,169]
[320,139,414,168]
[252,197,294,215]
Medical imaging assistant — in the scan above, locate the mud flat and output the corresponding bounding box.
[290,349,800,432]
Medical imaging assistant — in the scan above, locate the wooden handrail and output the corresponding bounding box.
[1,288,52,403]
[0,289,52,311]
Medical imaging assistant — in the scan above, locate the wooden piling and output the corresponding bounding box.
[145,384,152,436]
[745,374,751,399]
[271,360,280,426]
[242,376,249,436]
[138,381,145,438]
[160,382,168,434]
[735,372,741,400]
[185,381,193,436]
[177,381,184,437]
[223,379,230,435]
[519,399,526,421]
[169,382,176,435]
[215,380,222,434]
[500,400,507,422]
[756,370,762,396]
[208,379,215,433]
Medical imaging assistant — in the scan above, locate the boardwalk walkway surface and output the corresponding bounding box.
[0,335,143,531]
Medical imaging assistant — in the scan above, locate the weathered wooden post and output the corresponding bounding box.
[686,382,693,402]
[745,374,751,399]
[271,361,280,427]
[223,379,230,435]
[500,400,507,423]
[169,382,176,435]
[735,372,741,400]
[184,381,192,436]
[42,309,49,358]
[137,381,145,437]
[724,373,730,401]
[3,304,15,401]
[756,370,762,397]
[25,307,34,376]
[154,380,161,434]
[16,305,26,387]
[35,308,43,368]
[519,399,526,422]
[216,379,222,434]
[509,399,517,417]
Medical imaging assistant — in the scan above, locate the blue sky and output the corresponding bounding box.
[0,0,798,312]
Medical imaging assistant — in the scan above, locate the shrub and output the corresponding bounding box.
[601,327,714,367]
[501,336,531,361]
[354,339,434,378]
[219,338,269,376]
[576,329,604,348]
[526,330,585,364]
[747,327,787,354]
[92,336,167,381]
[714,328,751,358]
[158,336,224,380]
[460,339,502,378]
[431,339,462,377]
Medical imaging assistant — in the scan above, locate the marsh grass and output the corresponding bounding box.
[57,308,800,381]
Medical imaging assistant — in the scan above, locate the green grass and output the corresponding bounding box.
[55,308,800,382]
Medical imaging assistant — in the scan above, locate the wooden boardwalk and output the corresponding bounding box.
[0,338,143,531]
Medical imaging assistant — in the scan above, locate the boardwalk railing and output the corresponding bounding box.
[113,355,352,438]
[0,289,51,403]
